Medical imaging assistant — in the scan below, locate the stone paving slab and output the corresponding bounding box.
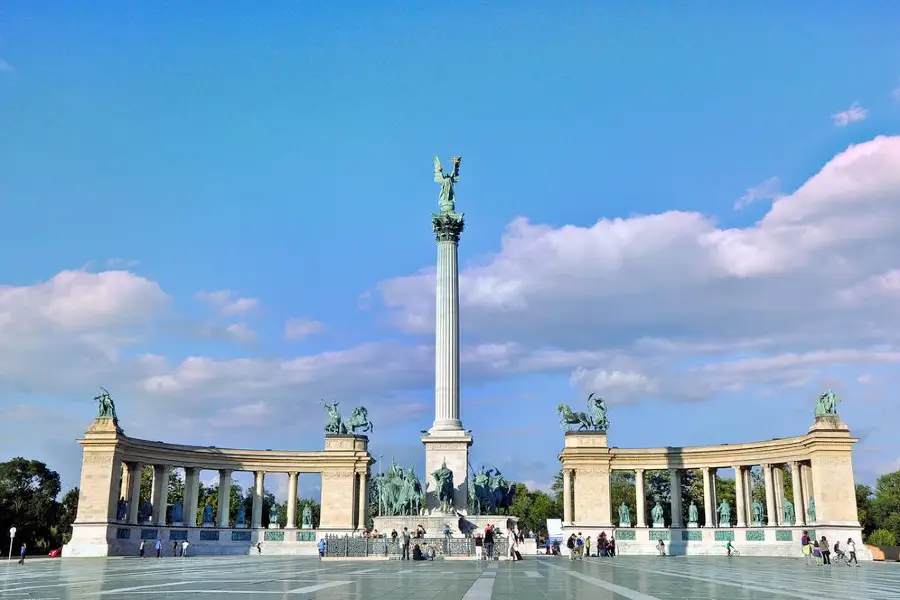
[1,555,898,599]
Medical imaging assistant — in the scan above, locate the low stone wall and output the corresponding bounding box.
[867,545,900,561]
[323,535,510,559]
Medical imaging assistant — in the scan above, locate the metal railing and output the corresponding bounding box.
[323,534,509,559]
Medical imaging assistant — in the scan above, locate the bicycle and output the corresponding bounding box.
[726,546,741,557]
[832,551,850,566]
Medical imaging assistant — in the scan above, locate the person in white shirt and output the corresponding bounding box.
[846,538,859,566]
[181,540,189,557]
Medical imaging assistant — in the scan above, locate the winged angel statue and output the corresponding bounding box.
[434,155,461,213]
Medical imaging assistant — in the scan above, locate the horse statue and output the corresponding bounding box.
[557,403,593,431]
[815,389,841,417]
[433,461,455,514]
[346,406,374,434]
[587,393,609,431]
[322,400,348,434]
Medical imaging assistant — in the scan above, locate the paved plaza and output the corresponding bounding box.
[2,555,898,599]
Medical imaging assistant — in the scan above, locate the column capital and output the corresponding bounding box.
[432,212,465,243]
[218,469,233,476]
[634,468,645,475]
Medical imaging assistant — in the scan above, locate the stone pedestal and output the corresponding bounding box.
[652,523,666,528]
[688,523,698,528]
[422,431,472,514]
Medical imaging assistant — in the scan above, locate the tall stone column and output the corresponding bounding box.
[357,472,368,530]
[801,463,815,523]
[669,469,683,528]
[733,466,746,527]
[763,464,777,526]
[422,179,472,514]
[127,462,142,524]
[562,469,573,524]
[217,470,232,528]
[635,469,646,527]
[743,468,752,523]
[252,471,265,528]
[790,461,805,526]
[702,467,715,527]
[183,467,200,527]
[285,472,298,529]
[120,463,132,506]
[151,465,168,525]
[774,467,785,525]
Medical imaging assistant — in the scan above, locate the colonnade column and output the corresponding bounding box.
[285,472,299,529]
[743,469,752,524]
[733,466,746,527]
[120,463,133,505]
[790,461,805,526]
[562,469,573,524]
[127,462,142,524]
[635,469,646,527]
[151,465,168,525]
[774,467,785,525]
[357,472,368,530]
[252,471,265,528]
[217,470,232,528]
[183,468,200,527]
[669,469,683,528]
[763,464,777,526]
[800,463,814,524]
[702,467,715,527]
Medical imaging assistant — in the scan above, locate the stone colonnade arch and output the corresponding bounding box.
[63,416,372,557]
[558,416,872,559]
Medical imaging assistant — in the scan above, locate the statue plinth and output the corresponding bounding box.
[809,415,849,433]
[687,523,698,528]
[652,523,666,528]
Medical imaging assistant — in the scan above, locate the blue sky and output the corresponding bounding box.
[2,3,900,499]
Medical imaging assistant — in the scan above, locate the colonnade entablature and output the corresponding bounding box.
[68,416,373,553]
[556,416,870,559]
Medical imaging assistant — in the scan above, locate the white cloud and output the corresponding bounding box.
[0,59,13,74]
[832,102,868,127]
[379,135,900,400]
[225,323,257,343]
[284,317,325,341]
[105,258,140,268]
[195,290,258,316]
[734,176,781,210]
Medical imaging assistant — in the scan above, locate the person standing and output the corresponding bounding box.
[17,543,26,565]
[846,538,859,566]
[474,533,483,561]
[155,538,162,558]
[317,537,326,558]
[585,535,591,558]
[401,527,411,561]
[820,536,831,565]
[139,540,145,558]
[484,526,495,561]
[182,540,189,558]
[608,537,616,557]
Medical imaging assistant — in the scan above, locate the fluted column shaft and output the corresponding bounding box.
[734,466,746,527]
[763,464,777,526]
[562,469,573,524]
[151,465,168,524]
[635,469,646,527]
[183,467,200,526]
[357,473,368,530]
[702,467,715,527]
[432,238,462,431]
[669,469,683,528]
[285,472,299,529]
[217,470,232,527]
[790,461,805,526]
[127,462,142,524]
[252,471,265,528]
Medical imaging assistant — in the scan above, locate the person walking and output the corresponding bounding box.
[139,540,145,558]
[154,538,162,558]
[401,527,411,561]
[846,538,859,566]
[173,541,179,556]
[317,537,326,558]
[17,543,26,565]
[181,540,189,558]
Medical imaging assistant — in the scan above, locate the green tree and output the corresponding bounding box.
[297,498,321,529]
[54,487,80,546]
[0,458,63,551]
[610,471,636,525]
[856,484,875,536]
[869,470,900,541]
[550,469,564,504]
[866,528,896,546]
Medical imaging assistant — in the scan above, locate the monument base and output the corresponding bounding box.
[374,514,518,538]
[421,430,473,515]
[687,523,698,528]
[558,525,873,560]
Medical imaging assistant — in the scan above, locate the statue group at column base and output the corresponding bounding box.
[373,514,519,539]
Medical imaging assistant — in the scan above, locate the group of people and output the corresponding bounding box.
[801,531,859,566]
[565,532,616,558]
[138,539,189,558]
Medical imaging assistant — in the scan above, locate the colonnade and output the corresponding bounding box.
[561,461,814,528]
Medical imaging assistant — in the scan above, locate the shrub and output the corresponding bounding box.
[865,529,897,547]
